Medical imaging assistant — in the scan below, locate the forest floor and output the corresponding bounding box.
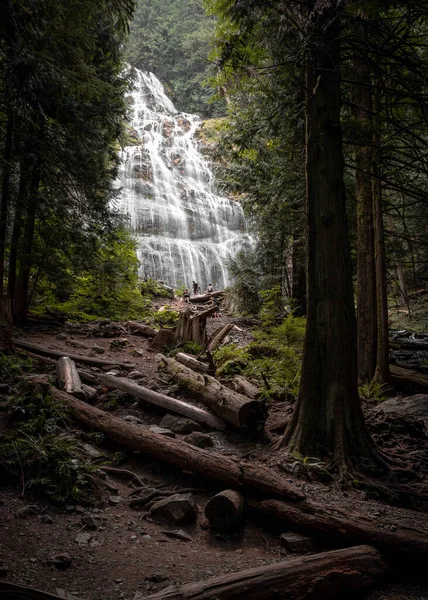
[1,298,428,600]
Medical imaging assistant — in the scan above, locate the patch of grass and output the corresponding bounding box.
[359,381,389,403]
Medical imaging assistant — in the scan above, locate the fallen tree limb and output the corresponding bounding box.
[127,321,158,338]
[252,498,428,561]
[56,357,83,396]
[143,545,385,600]
[157,354,267,434]
[390,364,428,392]
[190,290,224,304]
[229,376,260,399]
[206,323,234,352]
[99,373,226,431]
[51,388,304,501]
[175,352,213,374]
[98,466,145,486]
[13,339,136,369]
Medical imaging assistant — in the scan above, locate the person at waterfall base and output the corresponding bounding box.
[207,283,213,293]
[183,288,190,303]
[192,281,198,295]
[210,296,220,318]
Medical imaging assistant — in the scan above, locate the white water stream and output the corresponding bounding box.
[116,69,252,290]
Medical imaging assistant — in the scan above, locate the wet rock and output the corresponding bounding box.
[280,532,316,554]
[149,425,176,438]
[145,573,169,583]
[127,370,144,379]
[75,532,92,545]
[81,514,98,530]
[149,493,198,524]
[46,553,73,569]
[56,333,68,341]
[183,432,214,448]
[67,340,87,349]
[160,414,202,434]
[109,495,122,505]
[149,329,176,351]
[372,394,428,433]
[16,505,39,518]
[40,514,53,524]
[123,415,143,425]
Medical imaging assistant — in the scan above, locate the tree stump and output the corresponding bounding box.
[205,489,244,530]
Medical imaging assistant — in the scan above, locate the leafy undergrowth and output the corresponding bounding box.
[214,312,306,400]
[0,356,95,504]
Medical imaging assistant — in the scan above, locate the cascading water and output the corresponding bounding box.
[116,69,252,290]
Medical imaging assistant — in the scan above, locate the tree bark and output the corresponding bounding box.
[253,499,428,561]
[51,388,305,501]
[56,357,84,396]
[389,365,428,392]
[229,376,260,399]
[206,323,234,352]
[0,112,14,303]
[127,321,158,338]
[157,354,267,434]
[205,489,244,530]
[372,83,392,388]
[13,137,43,326]
[99,373,226,430]
[282,7,385,475]
[175,352,214,374]
[175,305,217,346]
[143,545,385,600]
[354,19,377,385]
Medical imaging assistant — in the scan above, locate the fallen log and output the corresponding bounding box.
[51,388,304,501]
[157,354,267,434]
[390,364,428,392]
[205,489,244,530]
[206,323,234,352]
[143,545,385,600]
[175,352,213,374]
[229,375,260,399]
[190,290,224,303]
[13,339,136,369]
[56,357,83,396]
[127,321,158,338]
[99,373,226,431]
[253,498,428,561]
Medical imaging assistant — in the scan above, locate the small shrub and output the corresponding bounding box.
[359,381,388,403]
[153,307,179,328]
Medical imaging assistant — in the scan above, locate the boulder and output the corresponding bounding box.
[183,432,214,448]
[148,425,176,438]
[149,493,198,524]
[280,532,317,554]
[160,414,202,434]
[372,394,428,433]
[149,329,176,351]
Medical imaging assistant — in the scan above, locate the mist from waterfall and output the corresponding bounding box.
[116,69,252,290]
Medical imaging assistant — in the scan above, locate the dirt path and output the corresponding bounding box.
[2,306,428,599]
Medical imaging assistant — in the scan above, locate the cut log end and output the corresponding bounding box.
[205,490,244,530]
[238,400,267,434]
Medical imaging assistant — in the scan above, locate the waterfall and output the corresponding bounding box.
[116,69,252,290]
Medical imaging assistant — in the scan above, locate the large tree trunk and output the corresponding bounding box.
[51,388,305,501]
[354,19,377,385]
[13,146,42,326]
[282,7,385,475]
[291,235,306,317]
[144,545,385,600]
[372,84,392,388]
[157,354,267,433]
[99,373,226,430]
[253,499,428,562]
[0,112,14,304]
